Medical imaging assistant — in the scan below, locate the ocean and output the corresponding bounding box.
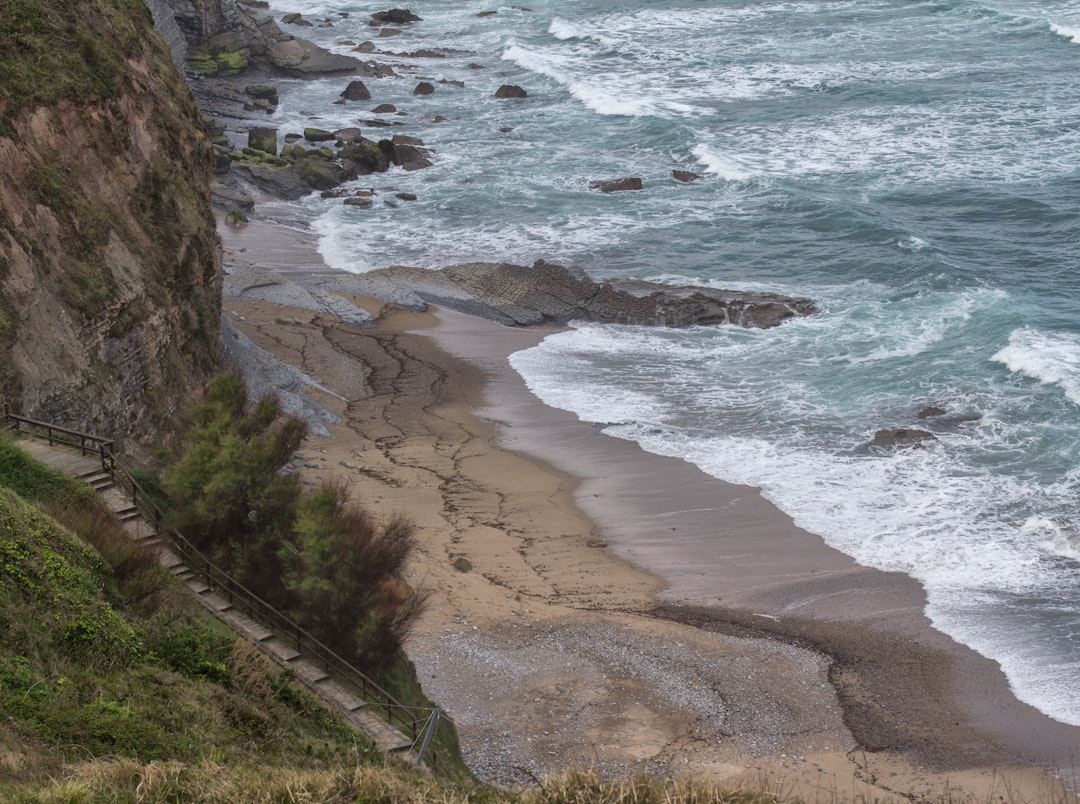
[261,0,1080,728]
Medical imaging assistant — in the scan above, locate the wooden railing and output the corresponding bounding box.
[2,414,115,476]
[2,413,449,774]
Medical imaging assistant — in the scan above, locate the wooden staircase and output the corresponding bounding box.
[5,422,437,765]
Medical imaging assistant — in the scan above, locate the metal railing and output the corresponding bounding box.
[3,413,449,774]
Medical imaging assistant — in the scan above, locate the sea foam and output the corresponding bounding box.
[992,328,1080,406]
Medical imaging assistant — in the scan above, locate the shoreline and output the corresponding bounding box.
[218,212,1079,801]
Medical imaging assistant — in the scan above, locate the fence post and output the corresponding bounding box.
[415,708,440,767]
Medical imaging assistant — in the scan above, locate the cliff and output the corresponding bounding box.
[0,0,222,450]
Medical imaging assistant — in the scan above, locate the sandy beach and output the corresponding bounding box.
[219,213,1079,803]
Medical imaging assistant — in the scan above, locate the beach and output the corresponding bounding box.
[219,214,1079,802]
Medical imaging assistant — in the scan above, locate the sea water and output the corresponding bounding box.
[260,0,1080,727]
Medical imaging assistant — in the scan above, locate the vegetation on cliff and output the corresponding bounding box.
[163,374,425,672]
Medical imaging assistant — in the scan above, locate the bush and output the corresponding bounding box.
[282,483,426,669]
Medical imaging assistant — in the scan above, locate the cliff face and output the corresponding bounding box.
[0,0,222,450]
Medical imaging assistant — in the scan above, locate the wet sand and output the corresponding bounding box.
[220,214,1079,802]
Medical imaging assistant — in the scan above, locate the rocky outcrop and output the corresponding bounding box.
[154,0,367,77]
[495,85,528,99]
[352,260,815,328]
[1,0,222,450]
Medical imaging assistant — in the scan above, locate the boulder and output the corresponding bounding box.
[672,169,701,183]
[353,41,376,53]
[339,140,391,175]
[372,103,397,113]
[293,156,344,191]
[265,38,365,77]
[868,429,937,450]
[918,406,947,419]
[391,134,424,146]
[340,80,372,101]
[392,143,433,171]
[343,197,373,208]
[213,149,233,174]
[231,164,312,200]
[247,126,278,156]
[244,84,279,105]
[395,192,418,201]
[304,127,336,142]
[370,9,422,25]
[589,177,643,193]
[334,127,363,144]
[495,84,527,99]
[413,81,435,95]
[379,28,401,37]
[281,12,312,26]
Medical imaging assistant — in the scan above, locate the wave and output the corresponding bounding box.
[690,144,754,182]
[1050,22,1080,43]
[501,44,653,117]
[548,17,616,47]
[991,328,1080,406]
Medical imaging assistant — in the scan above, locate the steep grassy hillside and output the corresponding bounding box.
[0,0,221,450]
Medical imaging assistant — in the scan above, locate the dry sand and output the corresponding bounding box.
[220,214,1079,803]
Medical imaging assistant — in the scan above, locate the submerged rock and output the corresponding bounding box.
[590,177,643,193]
[868,428,937,450]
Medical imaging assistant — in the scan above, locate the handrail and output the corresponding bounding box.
[3,414,114,475]
[4,414,449,774]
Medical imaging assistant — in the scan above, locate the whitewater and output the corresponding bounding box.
[264,0,1080,727]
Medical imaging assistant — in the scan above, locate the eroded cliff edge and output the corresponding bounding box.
[0,0,222,448]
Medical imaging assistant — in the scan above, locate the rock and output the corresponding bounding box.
[338,140,391,175]
[244,84,279,105]
[353,41,376,53]
[343,197,373,208]
[672,169,701,183]
[280,12,312,26]
[340,79,372,101]
[372,103,397,113]
[499,127,513,133]
[868,428,937,450]
[378,27,401,37]
[265,38,366,77]
[225,208,249,226]
[210,178,255,211]
[433,115,447,123]
[477,11,497,17]
[303,127,336,142]
[589,177,643,193]
[495,84,527,99]
[284,133,303,143]
[332,128,361,145]
[391,134,424,146]
[370,9,422,25]
[213,149,233,175]
[468,63,485,69]
[439,79,465,88]
[293,156,344,191]
[586,538,608,548]
[231,163,312,200]
[918,406,947,419]
[392,143,433,171]
[395,192,418,201]
[452,557,473,573]
[247,126,278,156]
[413,81,435,96]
